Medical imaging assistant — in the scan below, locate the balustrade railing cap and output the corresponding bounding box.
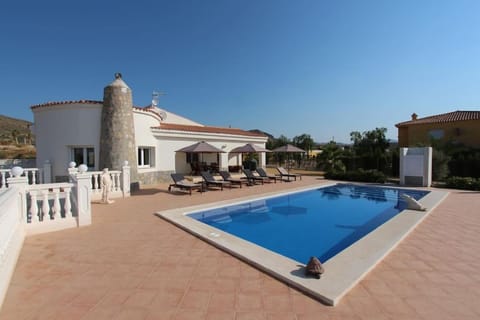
[11,166,24,177]
[27,183,74,190]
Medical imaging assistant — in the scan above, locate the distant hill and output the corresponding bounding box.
[0,115,33,145]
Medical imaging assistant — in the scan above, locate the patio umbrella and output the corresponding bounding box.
[230,143,271,171]
[176,141,225,153]
[230,143,271,153]
[176,141,225,174]
[271,144,305,153]
[272,144,306,179]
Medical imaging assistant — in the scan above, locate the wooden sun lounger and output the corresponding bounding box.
[201,171,232,191]
[168,173,203,195]
[256,167,278,183]
[276,167,302,181]
[219,171,249,188]
[242,169,270,185]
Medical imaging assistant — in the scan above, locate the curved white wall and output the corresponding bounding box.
[33,104,102,179]
[133,110,161,174]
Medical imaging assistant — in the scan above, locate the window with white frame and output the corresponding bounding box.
[138,147,154,168]
[71,147,95,168]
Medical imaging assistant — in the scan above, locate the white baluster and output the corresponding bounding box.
[29,190,39,223]
[52,188,61,219]
[31,170,37,185]
[93,173,99,192]
[115,173,120,191]
[110,173,116,191]
[63,187,72,217]
[42,190,50,221]
[0,172,5,189]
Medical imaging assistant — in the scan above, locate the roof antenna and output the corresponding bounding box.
[151,90,167,107]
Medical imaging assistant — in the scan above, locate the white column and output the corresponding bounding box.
[122,164,130,198]
[399,147,407,185]
[259,152,266,168]
[74,173,92,227]
[425,147,432,187]
[6,175,28,223]
[219,152,229,172]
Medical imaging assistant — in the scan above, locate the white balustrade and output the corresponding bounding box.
[1,169,91,308]
[26,183,75,225]
[67,165,130,201]
[0,168,42,190]
[78,170,124,201]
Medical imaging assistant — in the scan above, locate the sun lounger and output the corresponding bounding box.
[276,167,302,181]
[168,173,203,195]
[201,171,232,190]
[256,167,277,183]
[219,171,248,188]
[242,169,270,185]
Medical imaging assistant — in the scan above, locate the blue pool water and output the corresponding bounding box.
[188,184,429,264]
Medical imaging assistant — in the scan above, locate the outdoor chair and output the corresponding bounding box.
[219,171,249,188]
[200,171,232,191]
[256,167,277,183]
[168,173,203,195]
[242,168,269,185]
[276,167,302,181]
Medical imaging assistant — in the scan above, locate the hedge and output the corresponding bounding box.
[325,169,387,183]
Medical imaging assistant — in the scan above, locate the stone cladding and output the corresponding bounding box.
[99,74,138,184]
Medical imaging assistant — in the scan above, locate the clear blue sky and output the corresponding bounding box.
[1,0,480,143]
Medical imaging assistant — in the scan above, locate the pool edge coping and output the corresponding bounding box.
[155,183,449,306]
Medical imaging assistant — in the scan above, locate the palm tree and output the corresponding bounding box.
[317,141,346,173]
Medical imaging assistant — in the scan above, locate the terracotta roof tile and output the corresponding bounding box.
[31,100,103,109]
[155,123,266,137]
[396,110,480,127]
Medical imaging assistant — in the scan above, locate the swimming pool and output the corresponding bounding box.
[188,184,429,264]
[157,182,448,305]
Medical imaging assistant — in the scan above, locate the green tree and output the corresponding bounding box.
[274,135,290,148]
[317,141,346,173]
[292,134,315,158]
[350,127,390,172]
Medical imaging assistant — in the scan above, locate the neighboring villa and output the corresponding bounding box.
[31,74,268,185]
[395,110,480,148]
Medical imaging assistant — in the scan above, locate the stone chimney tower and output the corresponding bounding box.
[99,73,138,186]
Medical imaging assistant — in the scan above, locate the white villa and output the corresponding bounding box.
[31,75,268,184]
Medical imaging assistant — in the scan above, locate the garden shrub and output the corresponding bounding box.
[325,169,387,183]
[444,176,480,191]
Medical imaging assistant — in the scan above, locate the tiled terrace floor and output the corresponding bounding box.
[1,177,479,320]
